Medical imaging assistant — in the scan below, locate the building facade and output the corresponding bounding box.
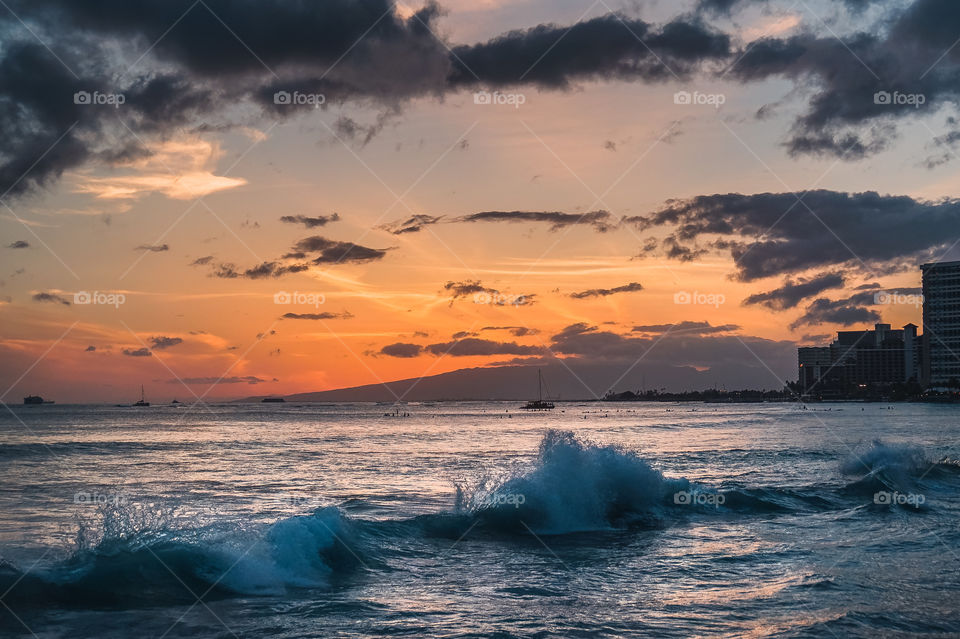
[798,323,921,398]
[922,260,960,387]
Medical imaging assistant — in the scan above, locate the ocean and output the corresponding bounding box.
[1,401,958,638]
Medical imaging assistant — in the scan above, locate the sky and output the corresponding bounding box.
[1,0,959,403]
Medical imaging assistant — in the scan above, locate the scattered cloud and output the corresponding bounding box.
[32,291,71,305]
[570,282,644,299]
[135,243,170,252]
[632,321,740,335]
[280,213,341,228]
[281,312,353,320]
[149,336,183,350]
[743,272,845,310]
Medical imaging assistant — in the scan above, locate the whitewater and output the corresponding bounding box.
[1,402,958,637]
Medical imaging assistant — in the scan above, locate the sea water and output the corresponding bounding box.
[1,402,958,637]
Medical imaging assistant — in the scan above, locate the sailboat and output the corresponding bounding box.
[133,385,150,407]
[520,369,555,410]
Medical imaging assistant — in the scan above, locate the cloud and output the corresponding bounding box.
[135,243,170,252]
[789,292,882,329]
[7,240,29,248]
[449,14,730,87]
[455,210,615,232]
[379,214,444,235]
[191,255,214,266]
[379,338,544,358]
[442,280,535,305]
[379,342,423,358]
[549,322,793,371]
[289,236,391,264]
[149,336,183,350]
[32,291,71,305]
[211,261,311,279]
[631,190,960,280]
[481,326,540,337]
[722,1,960,159]
[85,345,96,352]
[380,210,617,234]
[281,312,353,320]
[742,272,845,310]
[122,347,152,357]
[570,282,644,299]
[631,321,740,335]
[174,376,274,385]
[280,213,341,228]
[74,139,247,200]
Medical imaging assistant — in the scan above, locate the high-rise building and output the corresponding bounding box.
[798,323,922,397]
[921,260,960,387]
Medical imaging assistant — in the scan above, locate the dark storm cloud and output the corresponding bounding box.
[149,336,183,350]
[723,0,960,159]
[32,291,71,305]
[449,14,731,87]
[570,282,643,299]
[4,0,958,201]
[378,214,444,235]
[742,272,845,310]
[281,312,353,320]
[122,347,152,357]
[0,0,448,199]
[7,240,29,249]
[631,321,740,335]
[789,292,882,329]
[280,214,341,228]
[290,236,391,264]
[631,190,960,280]
[135,243,169,252]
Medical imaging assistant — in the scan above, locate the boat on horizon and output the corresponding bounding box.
[23,395,54,405]
[262,397,286,403]
[133,385,150,407]
[520,369,555,410]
